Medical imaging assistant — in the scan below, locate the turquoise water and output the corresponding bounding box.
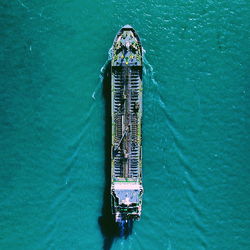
[1,0,249,249]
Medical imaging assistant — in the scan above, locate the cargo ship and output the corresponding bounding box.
[110,25,143,223]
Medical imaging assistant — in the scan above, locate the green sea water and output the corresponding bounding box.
[1,0,249,249]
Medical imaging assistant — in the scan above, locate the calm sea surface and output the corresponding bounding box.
[0,1,249,249]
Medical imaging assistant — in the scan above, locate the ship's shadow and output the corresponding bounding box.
[98,61,133,250]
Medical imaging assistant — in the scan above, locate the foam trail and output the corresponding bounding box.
[167,240,172,250]
[17,0,28,9]
[108,46,113,60]
[91,57,111,100]
[143,56,159,86]
[119,221,126,237]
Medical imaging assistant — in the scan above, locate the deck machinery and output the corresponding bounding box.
[111,25,143,223]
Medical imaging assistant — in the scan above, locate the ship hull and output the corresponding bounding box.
[110,25,143,222]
